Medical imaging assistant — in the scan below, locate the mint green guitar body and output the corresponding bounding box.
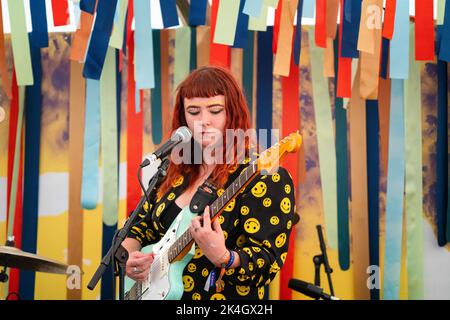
[124,206,197,300]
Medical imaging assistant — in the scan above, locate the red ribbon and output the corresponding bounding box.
[273,0,283,54]
[382,0,396,40]
[279,57,300,300]
[6,72,23,299]
[126,28,143,217]
[210,0,230,68]
[315,0,327,48]
[415,0,435,61]
[337,0,351,98]
[51,0,69,26]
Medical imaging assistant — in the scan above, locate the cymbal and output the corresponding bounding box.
[0,246,69,275]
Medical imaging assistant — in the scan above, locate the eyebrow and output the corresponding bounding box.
[185,104,225,109]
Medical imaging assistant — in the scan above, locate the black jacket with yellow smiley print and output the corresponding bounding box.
[127,158,296,300]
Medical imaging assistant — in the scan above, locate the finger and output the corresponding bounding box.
[202,206,211,231]
[191,216,202,229]
[212,217,222,233]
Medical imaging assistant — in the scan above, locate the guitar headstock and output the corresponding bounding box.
[257,131,302,174]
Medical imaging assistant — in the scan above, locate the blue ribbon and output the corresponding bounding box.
[333,36,350,271]
[257,28,273,147]
[380,37,390,79]
[438,0,450,61]
[81,79,100,209]
[293,0,304,66]
[29,0,48,48]
[389,1,409,79]
[189,0,207,26]
[80,0,96,14]
[383,79,405,300]
[302,0,314,18]
[100,223,117,299]
[19,41,42,301]
[83,0,119,80]
[160,0,179,28]
[341,0,361,58]
[243,0,263,17]
[436,59,448,246]
[233,0,249,48]
[151,30,163,145]
[134,0,155,89]
[190,27,197,71]
[366,100,380,300]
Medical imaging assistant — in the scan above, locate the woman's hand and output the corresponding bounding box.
[190,206,227,267]
[125,251,155,282]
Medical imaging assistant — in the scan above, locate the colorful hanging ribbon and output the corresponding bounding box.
[383,79,406,300]
[29,0,49,48]
[349,64,370,299]
[19,42,42,301]
[214,0,241,46]
[389,1,409,79]
[80,0,96,13]
[243,0,264,17]
[210,0,230,67]
[382,0,396,40]
[293,0,304,66]
[333,36,350,271]
[242,31,254,118]
[83,0,119,79]
[81,79,100,209]
[109,0,128,49]
[279,55,301,300]
[415,0,435,61]
[189,0,207,25]
[309,29,338,250]
[51,0,69,26]
[274,0,298,76]
[366,99,380,300]
[233,0,249,48]
[67,61,86,300]
[337,0,352,98]
[341,0,361,58]
[256,27,273,147]
[134,0,155,89]
[151,30,163,145]
[7,0,34,86]
[438,0,450,62]
[174,27,192,90]
[70,3,97,62]
[315,0,327,48]
[404,24,424,298]
[160,0,179,28]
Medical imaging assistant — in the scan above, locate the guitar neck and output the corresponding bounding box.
[167,162,259,263]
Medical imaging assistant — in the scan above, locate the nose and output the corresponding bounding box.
[200,109,211,127]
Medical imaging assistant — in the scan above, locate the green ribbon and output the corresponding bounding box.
[405,23,424,299]
[438,0,446,25]
[213,0,241,45]
[109,0,128,49]
[248,3,268,31]
[7,0,33,85]
[174,26,191,90]
[6,86,25,238]
[309,29,338,249]
[100,47,118,227]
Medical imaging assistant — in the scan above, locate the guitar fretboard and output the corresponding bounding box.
[167,162,258,262]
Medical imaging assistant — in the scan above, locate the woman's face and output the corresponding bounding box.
[184,95,227,148]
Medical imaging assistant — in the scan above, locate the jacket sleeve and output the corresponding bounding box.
[126,196,162,247]
[224,167,296,287]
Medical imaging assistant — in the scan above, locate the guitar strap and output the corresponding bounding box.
[190,179,218,215]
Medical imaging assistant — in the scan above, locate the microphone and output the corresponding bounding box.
[140,126,192,168]
[288,278,339,300]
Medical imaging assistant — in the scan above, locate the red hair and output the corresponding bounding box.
[158,66,252,196]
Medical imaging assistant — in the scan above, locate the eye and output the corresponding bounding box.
[187,110,200,116]
[209,107,224,114]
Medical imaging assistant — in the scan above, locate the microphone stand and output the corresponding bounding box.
[313,225,335,298]
[87,158,170,300]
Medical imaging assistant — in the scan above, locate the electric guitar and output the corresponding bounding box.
[124,131,302,300]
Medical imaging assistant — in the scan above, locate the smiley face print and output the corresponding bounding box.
[251,182,267,198]
[280,197,291,214]
[244,218,261,234]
